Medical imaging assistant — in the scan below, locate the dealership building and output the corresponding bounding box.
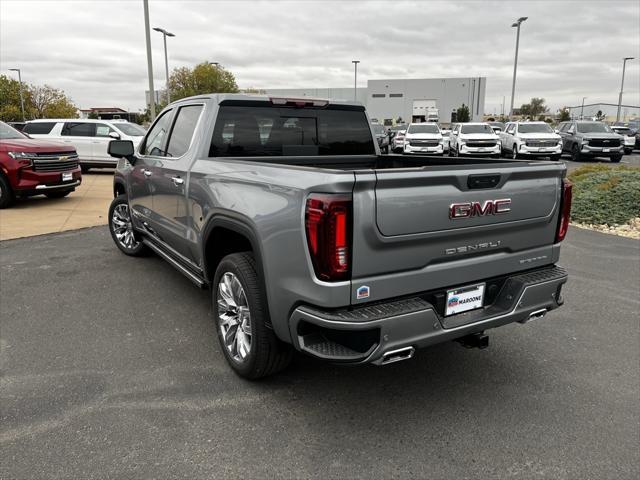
[264,77,487,125]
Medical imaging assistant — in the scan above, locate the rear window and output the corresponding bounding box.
[23,122,56,135]
[114,123,146,136]
[209,105,375,157]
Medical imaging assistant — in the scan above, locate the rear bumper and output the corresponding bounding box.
[288,265,568,364]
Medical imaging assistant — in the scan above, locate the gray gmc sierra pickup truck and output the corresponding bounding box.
[107,94,571,379]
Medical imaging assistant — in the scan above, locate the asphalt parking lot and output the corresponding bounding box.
[1,225,638,479]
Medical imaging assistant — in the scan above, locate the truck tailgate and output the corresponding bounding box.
[350,162,566,304]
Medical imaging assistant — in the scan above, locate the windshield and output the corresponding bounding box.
[408,123,439,134]
[372,124,386,135]
[518,123,554,134]
[114,123,146,136]
[0,121,26,140]
[613,128,633,135]
[577,123,612,133]
[461,124,494,134]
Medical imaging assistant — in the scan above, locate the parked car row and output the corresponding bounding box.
[23,118,146,172]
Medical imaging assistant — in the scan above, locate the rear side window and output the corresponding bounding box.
[23,122,56,135]
[62,122,94,137]
[166,105,203,157]
[141,110,173,156]
[209,105,375,157]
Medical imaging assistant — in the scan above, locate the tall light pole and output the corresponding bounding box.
[8,68,25,121]
[616,56,635,122]
[153,27,175,104]
[143,0,156,120]
[352,60,360,101]
[580,96,587,119]
[508,16,528,118]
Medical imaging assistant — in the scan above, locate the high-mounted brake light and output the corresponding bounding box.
[556,178,572,242]
[269,97,329,108]
[305,193,352,281]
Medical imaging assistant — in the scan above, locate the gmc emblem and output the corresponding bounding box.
[449,199,512,219]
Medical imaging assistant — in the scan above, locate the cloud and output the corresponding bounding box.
[1,0,638,112]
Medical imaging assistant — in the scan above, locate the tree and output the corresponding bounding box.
[29,85,78,119]
[558,107,571,122]
[87,112,99,119]
[519,97,549,119]
[595,110,606,121]
[169,62,239,101]
[456,104,470,122]
[0,75,30,121]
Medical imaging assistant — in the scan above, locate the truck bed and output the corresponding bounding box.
[222,154,554,171]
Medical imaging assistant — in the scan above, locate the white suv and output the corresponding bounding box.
[500,122,562,160]
[449,122,501,157]
[23,119,146,172]
[403,122,444,155]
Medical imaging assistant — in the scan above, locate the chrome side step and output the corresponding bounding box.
[142,238,206,288]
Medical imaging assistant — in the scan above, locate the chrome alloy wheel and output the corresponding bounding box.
[111,203,140,250]
[217,272,252,362]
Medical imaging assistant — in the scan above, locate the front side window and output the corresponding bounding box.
[95,124,116,137]
[142,110,173,156]
[23,122,56,135]
[209,105,375,157]
[62,122,94,137]
[166,105,204,157]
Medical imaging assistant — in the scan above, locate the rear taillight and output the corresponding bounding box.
[305,193,352,281]
[556,178,573,242]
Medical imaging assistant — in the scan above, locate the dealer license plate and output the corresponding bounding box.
[445,283,485,316]
[62,172,73,182]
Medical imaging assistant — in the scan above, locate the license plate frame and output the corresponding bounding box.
[445,283,486,316]
[62,172,73,182]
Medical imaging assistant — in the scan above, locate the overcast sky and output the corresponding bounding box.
[2,0,639,114]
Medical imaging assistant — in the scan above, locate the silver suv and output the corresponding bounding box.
[557,121,624,162]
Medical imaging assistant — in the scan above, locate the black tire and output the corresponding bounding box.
[611,154,622,163]
[108,194,148,256]
[571,144,582,162]
[81,165,90,174]
[213,252,292,379]
[45,190,73,199]
[0,174,15,209]
[550,154,561,161]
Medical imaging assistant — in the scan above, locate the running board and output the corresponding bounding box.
[142,238,206,288]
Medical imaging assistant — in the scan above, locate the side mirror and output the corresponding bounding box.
[108,140,135,160]
[108,131,121,139]
[554,129,560,134]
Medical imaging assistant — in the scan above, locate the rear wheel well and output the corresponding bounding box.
[204,227,253,282]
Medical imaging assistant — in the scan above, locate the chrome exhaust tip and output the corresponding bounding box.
[381,346,415,365]
[519,308,548,324]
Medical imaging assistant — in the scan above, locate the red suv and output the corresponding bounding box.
[0,121,82,208]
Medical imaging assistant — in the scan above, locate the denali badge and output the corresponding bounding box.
[449,199,511,219]
[445,241,501,255]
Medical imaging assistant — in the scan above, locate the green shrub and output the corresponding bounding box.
[568,166,640,225]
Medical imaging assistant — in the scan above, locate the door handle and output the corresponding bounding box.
[171,176,184,186]
[142,169,152,177]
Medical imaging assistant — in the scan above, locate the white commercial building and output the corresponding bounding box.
[264,77,486,125]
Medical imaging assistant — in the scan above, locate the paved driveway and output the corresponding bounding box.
[1,226,638,479]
